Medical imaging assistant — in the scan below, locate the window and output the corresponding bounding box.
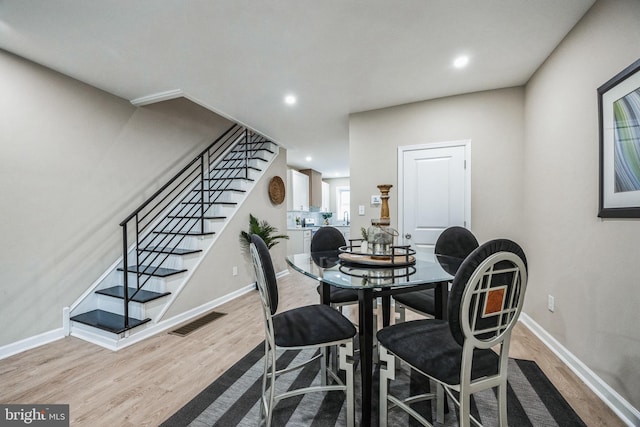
[336,186,350,221]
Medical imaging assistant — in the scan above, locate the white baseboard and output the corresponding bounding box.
[0,273,287,358]
[519,313,640,427]
[0,328,65,360]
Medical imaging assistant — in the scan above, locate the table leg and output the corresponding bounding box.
[358,288,374,426]
[381,295,391,327]
[320,280,331,305]
[434,281,449,319]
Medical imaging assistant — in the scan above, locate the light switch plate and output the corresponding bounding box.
[358,205,365,215]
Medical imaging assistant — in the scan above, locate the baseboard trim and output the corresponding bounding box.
[519,313,639,426]
[0,328,65,360]
[1,272,291,358]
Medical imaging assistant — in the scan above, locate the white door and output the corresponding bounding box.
[398,141,470,253]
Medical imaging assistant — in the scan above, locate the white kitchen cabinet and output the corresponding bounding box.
[321,181,330,212]
[287,169,309,211]
[287,229,312,255]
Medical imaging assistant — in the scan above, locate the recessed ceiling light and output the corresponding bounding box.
[284,94,297,105]
[305,156,312,162]
[453,55,469,69]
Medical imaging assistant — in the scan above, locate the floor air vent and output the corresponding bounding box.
[169,311,226,337]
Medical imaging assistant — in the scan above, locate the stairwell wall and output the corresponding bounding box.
[162,151,289,319]
[0,49,234,348]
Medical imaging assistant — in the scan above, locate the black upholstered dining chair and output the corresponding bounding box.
[394,226,479,322]
[378,239,528,427]
[249,234,356,427]
[311,226,360,310]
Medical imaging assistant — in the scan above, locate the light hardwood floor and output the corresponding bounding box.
[0,272,626,426]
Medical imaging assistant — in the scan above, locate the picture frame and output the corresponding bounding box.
[598,58,640,218]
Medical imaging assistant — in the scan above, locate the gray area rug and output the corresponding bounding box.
[161,342,586,426]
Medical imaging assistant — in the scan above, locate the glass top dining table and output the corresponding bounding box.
[286,250,461,426]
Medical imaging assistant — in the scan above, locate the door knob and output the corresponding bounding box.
[405,233,411,239]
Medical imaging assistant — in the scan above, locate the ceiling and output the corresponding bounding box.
[0,0,595,178]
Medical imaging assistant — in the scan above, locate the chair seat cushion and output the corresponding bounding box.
[316,283,359,304]
[376,319,499,386]
[393,289,435,316]
[273,304,357,347]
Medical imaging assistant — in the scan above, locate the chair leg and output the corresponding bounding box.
[395,302,406,323]
[436,383,445,423]
[459,390,471,427]
[378,345,396,427]
[498,380,508,426]
[320,347,328,386]
[263,343,277,427]
[260,340,269,425]
[339,340,355,427]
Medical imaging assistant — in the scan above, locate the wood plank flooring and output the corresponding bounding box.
[0,272,626,426]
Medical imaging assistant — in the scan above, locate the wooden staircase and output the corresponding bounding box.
[68,125,277,348]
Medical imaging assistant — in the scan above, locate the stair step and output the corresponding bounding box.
[167,215,227,220]
[71,309,150,334]
[217,166,261,172]
[153,230,216,236]
[118,265,187,277]
[96,286,171,302]
[206,177,255,182]
[181,201,237,206]
[142,246,202,255]
[191,188,246,193]
[230,147,275,154]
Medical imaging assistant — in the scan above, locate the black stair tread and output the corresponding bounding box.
[70,309,150,334]
[96,286,171,302]
[153,230,216,236]
[117,265,187,277]
[206,177,255,182]
[217,166,261,171]
[225,155,269,162]
[191,188,246,193]
[167,215,227,220]
[230,147,274,154]
[142,246,202,255]
[180,201,237,205]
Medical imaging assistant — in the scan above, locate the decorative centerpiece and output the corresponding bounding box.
[367,185,397,258]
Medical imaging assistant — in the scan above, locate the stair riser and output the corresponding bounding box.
[123,253,202,276]
[97,296,145,319]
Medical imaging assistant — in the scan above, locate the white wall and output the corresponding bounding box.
[0,50,234,347]
[523,0,640,409]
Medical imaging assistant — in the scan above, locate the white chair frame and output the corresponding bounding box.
[251,243,355,427]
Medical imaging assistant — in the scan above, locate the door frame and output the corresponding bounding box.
[397,140,472,246]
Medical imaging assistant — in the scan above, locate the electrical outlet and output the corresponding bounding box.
[233,266,238,276]
[547,294,555,312]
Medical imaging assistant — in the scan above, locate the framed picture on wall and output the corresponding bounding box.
[598,58,640,218]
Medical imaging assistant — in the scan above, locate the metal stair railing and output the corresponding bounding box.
[119,124,274,328]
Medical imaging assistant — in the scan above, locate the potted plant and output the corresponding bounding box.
[321,212,333,225]
[240,214,289,250]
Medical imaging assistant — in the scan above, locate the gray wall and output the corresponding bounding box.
[349,0,640,410]
[523,0,640,408]
[0,50,237,346]
[349,86,525,244]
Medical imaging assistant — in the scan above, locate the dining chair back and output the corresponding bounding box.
[395,226,479,321]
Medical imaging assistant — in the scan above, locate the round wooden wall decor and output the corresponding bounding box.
[268,176,286,204]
